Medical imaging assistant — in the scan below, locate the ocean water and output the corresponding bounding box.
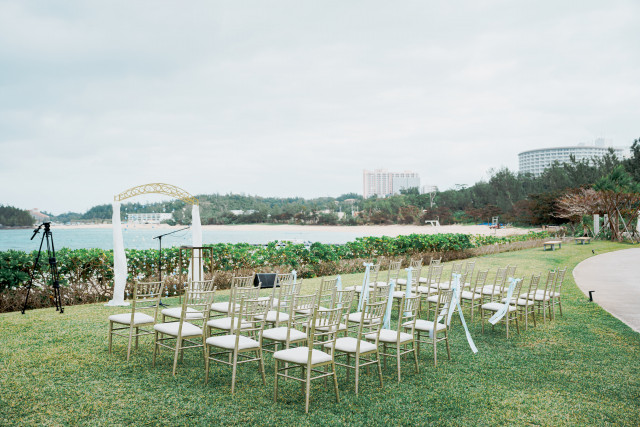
[0,227,368,252]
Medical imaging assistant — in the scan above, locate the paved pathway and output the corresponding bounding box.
[573,248,640,333]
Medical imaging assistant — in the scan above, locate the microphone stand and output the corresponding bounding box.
[153,226,190,307]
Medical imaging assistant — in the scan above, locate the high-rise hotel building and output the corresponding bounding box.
[363,169,420,198]
[518,140,627,176]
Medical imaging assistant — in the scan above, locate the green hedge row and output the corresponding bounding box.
[0,232,549,294]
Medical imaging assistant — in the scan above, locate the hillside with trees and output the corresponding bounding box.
[0,205,34,227]
[51,139,640,230]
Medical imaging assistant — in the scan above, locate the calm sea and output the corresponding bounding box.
[0,227,368,252]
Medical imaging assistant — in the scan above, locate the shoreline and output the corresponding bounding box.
[15,223,538,237]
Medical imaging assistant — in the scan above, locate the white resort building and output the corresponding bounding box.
[518,140,627,176]
[363,169,420,198]
[126,213,173,224]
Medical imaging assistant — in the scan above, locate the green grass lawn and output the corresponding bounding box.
[1,241,639,426]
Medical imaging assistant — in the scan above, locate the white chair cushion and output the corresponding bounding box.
[412,319,446,333]
[347,312,374,323]
[324,337,377,354]
[344,286,363,292]
[154,321,202,337]
[481,302,517,312]
[416,285,436,294]
[418,277,433,284]
[460,291,481,300]
[206,334,260,350]
[161,307,204,320]
[207,317,252,331]
[273,346,332,365]
[502,297,533,306]
[211,301,235,313]
[295,306,328,315]
[426,295,438,303]
[481,286,502,296]
[314,322,347,332]
[109,312,155,325]
[438,283,452,290]
[396,278,407,285]
[255,310,290,323]
[392,290,417,299]
[262,327,307,342]
[365,329,413,343]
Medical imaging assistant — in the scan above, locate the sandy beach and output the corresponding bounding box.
[53,223,536,237]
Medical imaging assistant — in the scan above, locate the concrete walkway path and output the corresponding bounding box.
[573,248,640,333]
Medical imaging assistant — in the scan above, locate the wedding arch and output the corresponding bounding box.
[107,183,201,306]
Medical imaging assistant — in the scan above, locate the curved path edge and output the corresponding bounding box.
[573,248,640,333]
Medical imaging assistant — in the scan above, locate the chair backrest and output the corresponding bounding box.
[318,277,338,308]
[397,294,420,336]
[131,280,164,323]
[275,272,295,286]
[231,275,255,288]
[434,289,454,327]
[508,278,524,307]
[470,269,489,293]
[463,261,476,280]
[188,278,216,292]
[307,306,342,355]
[180,286,217,327]
[368,262,382,284]
[525,273,541,298]
[233,297,270,336]
[357,300,387,341]
[385,260,403,284]
[447,262,463,286]
[506,264,518,281]
[291,292,318,327]
[494,267,508,288]
[540,270,557,296]
[430,264,444,287]
[230,286,261,314]
[368,283,389,304]
[552,267,567,294]
[430,257,442,266]
[274,281,302,318]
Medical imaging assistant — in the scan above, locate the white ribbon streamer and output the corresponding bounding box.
[336,275,343,308]
[107,201,129,306]
[489,277,520,325]
[382,279,396,329]
[357,263,373,311]
[433,273,478,353]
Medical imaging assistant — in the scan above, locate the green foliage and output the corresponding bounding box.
[0,205,34,227]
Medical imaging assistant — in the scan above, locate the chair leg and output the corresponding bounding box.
[108,322,113,354]
[127,326,134,361]
[304,365,312,414]
[172,337,181,377]
[506,316,509,339]
[383,343,387,370]
[332,361,340,403]
[355,356,360,394]
[152,331,158,367]
[445,330,451,361]
[273,359,279,402]
[433,334,437,367]
[204,344,210,384]
[231,350,239,395]
[412,341,419,373]
[135,327,139,349]
[515,314,520,334]
[558,299,563,316]
[481,308,485,333]
[396,345,401,383]
[376,350,384,387]
[258,348,266,386]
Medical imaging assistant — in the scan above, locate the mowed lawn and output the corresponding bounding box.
[1,241,639,426]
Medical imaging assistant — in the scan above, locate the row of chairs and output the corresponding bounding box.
[107,260,567,413]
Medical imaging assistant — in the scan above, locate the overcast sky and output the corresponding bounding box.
[1,1,639,214]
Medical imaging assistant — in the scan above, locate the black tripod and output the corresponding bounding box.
[22,222,64,314]
[153,226,189,307]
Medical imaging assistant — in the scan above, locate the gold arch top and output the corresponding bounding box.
[114,183,199,205]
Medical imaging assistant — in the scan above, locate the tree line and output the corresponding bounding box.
[47,138,640,228]
[0,205,34,227]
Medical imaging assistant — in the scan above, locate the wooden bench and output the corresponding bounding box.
[575,237,591,245]
[543,240,563,251]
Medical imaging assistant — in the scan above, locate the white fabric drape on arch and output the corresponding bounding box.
[188,204,203,281]
[107,201,129,306]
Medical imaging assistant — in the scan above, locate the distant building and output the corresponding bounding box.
[420,185,439,194]
[363,169,420,198]
[519,140,627,176]
[127,213,173,224]
[28,208,49,222]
